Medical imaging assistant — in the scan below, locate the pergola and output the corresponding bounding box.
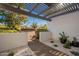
[0,3,79,21]
[0,3,79,56]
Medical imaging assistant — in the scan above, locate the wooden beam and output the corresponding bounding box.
[0,4,51,21]
[45,3,73,17]
[30,3,40,12]
[38,4,55,15]
[44,4,59,17]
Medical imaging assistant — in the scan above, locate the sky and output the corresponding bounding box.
[23,3,48,27]
[23,16,47,27]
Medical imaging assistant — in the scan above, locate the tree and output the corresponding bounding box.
[0,10,7,25]
[5,12,27,31]
[31,22,38,30]
[39,24,48,30]
[0,3,28,31]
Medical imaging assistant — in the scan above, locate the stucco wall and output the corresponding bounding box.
[0,32,28,52]
[48,11,79,41]
[39,32,52,42]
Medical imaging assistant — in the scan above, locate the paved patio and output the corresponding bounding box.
[28,40,67,56]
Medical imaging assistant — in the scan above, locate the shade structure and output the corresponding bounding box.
[0,3,79,21]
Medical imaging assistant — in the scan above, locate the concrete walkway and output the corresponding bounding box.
[28,40,67,56]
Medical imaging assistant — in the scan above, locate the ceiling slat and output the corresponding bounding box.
[38,4,56,15]
[0,4,51,21]
[30,4,40,12]
[46,3,74,18]
[49,3,79,18]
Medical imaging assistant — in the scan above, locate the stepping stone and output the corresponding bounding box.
[59,53,65,56]
[28,40,67,56]
[51,51,57,55]
[54,52,61,56]
[49,50,54,53]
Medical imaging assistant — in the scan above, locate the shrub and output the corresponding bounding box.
[63,40,71,49]
[71,37,79,47]
[8,51,15,56]
[70,51,79,56]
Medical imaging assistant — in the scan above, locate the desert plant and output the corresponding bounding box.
[72,37,77,45]
[71,37,79,47]
[63,40,71,49]
[59,32,69,44]
[70,51,79,56]
[8,51,15,56]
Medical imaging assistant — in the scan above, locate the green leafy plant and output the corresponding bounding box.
[59,32,69,44]
[0,4,28,31]
[70,51,79,56]
[63,40,71,49]
[31,22,38,30]
[71,37,79,47]
[8,51,15,56]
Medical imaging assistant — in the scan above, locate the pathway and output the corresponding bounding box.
[28,40,67,56]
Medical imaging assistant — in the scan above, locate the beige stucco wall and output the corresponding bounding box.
[47,11,79,41]
[39,32,52,42]
[0,32,28,52]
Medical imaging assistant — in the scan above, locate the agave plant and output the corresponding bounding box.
[59,32,69,44]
